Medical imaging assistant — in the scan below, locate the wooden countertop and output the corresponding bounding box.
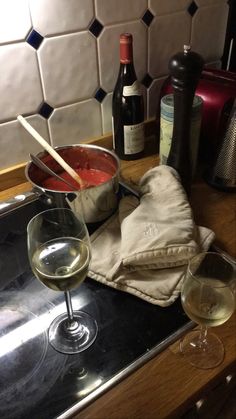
[0,143,235,418]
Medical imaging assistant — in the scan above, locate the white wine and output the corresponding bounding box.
[32,237,90,291]
[182,278,235,327]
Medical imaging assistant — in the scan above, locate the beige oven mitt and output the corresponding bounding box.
[88,166,215,306]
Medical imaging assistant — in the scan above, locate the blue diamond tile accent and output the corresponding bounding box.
[26,29,44,49]
[188,1,198,17]
[38,102,54,119]
[89,19,104,38]
[94,88,107,103]
[142,9,154,27]
[141,73,153,88]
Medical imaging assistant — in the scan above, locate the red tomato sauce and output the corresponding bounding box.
[41,168,112,191]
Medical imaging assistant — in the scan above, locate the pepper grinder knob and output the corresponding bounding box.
[167,45,204,195]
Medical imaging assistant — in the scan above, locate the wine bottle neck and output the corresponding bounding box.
[118,62,137,83]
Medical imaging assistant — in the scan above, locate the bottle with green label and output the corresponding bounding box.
[160,93,203,177]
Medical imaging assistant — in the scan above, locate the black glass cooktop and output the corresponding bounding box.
[0,188,191,419]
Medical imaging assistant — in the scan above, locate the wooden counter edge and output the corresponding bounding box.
[75,313,236,419]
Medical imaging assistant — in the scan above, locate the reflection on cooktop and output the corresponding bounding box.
[0,194,191,419]
[0,292,67,419]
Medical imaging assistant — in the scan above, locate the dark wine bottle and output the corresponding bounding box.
[112,33,144,160]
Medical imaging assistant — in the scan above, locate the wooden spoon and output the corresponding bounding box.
[17,115,83,189]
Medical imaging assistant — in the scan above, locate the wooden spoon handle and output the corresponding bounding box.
[17,115,83,188]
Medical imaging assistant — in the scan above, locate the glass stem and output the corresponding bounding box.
[64,290,74,324]
[64,291,84,336]
[199,325,208,349]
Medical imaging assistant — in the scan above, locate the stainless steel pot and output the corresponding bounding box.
[25,144,120,223]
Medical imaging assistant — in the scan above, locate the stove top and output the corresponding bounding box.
[0,187,192,419]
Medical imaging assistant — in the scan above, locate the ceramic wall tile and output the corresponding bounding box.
[95,0,147,25]
[149,0,191,16]
[38,33,98,107]
[195,0,227,6]
[101,93,113,134]
[142,86,148,121]
[147,77,167,119]
[0,43,43,122]
[149,12,191,78]
[48,100,102,147]
[191,3,229,62]
[0,0,230,170]
[98,21,147,93]
[29,0,94,36]
[0,115,49,169]
[0,0,31,44]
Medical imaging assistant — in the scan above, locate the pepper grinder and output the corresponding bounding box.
[166,45,204,195]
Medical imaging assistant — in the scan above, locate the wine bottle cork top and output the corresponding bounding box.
[119,33,133,63]
[120,33,133,44]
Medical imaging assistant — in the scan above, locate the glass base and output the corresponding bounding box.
[180,330,225,369]
[48,311,98,354]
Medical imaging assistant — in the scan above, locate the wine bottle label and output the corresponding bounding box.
[124,122,144,154]
[123,81,141,96]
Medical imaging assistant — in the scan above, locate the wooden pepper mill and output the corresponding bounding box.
[167,45,204,195]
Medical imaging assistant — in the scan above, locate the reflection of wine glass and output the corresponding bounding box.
[27,208,97,354]
[180,252,235,369]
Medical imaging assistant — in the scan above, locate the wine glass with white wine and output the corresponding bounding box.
[180,252,235,369]
[27,207,98,354]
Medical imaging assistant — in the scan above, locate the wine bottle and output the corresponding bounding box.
[112,33,144,160]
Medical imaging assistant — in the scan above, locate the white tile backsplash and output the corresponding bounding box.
[191,3,229,62]
[0,115,49,168]
[195,0,227,6]
[149,12,191,78]
[101,92,113,134]
[147,77,167,119]
[29,0,94,36]
[0,43,43,122]
[38,33,98,107]
[49,99,102,147]
[149,0,191,16]
[0,0,230,170]
[95,0,147,25]
[0,0,31,44]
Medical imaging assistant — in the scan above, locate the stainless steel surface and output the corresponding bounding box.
[205,98,236,191]
[29,153,77,191]
[0,190,37,217]
[25,144,120,223]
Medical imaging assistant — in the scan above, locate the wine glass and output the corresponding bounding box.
[180,252,235,369]
[27,207,98,354]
